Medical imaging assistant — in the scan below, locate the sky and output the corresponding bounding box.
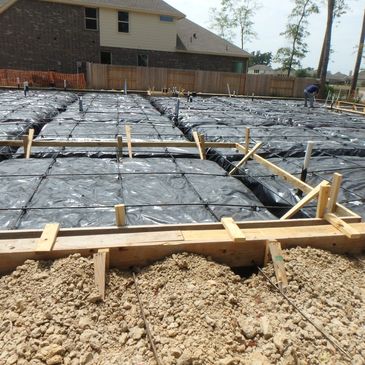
[165,0,364,74]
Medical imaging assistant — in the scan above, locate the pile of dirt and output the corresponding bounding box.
[0,248,364,365]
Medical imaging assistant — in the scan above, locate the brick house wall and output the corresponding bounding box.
[0,0,100,73]
[100,47,247,73]
[0,0,247,74]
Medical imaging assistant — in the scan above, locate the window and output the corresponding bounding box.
[232,61,245,74]
[101,51,112,65]
[138,54,148,67]
[85,8,98,30]
[254,70,260,74]
[160,15,173,22]
[118,12,129,33]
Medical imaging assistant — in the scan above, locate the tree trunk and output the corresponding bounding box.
[319,0,335,98]
[350,9,365,99]
[317,33,327,78]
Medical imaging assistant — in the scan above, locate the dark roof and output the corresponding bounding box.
[176,18,251,58]
[0,0,185,17]
[248,64,273,71]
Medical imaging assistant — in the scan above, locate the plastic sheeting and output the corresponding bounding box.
[151,96,365,219]
[0,90,77,159]
[151,96,365,158]
[0,157,275,230]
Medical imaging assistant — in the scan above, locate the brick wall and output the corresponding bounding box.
[0,0,247,74]
[101,47,247,73]
[0,0,100,73]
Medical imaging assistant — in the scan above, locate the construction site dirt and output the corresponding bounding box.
[0,90,364,364]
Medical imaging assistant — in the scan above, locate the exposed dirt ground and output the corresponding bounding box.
[0,248,364,365]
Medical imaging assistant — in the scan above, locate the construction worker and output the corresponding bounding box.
[304,83,320,108]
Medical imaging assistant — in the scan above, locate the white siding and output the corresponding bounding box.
[99,8,177,52]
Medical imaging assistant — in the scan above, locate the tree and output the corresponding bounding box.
[317,0,349,78]
[319,0,335,98]
[275,0,319,76]
[209,7,235,41]
[230,0,260,49]
[350,8,365,98]
[249,51,273,66]
[209,0,260,49]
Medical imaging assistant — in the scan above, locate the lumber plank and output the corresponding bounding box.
[35,223,60,252]
[93,249,108,300]
[324,213,361,239]
[0,217,361,240]
[234,146,357,218]
[25,129,34,159]
[328,173,343,213]
[229,142,262,175]
[1,223,365,274]
[125,126,133,158]
[316,184,331,218]
[115,204,126,226]
[192,131,206,160]
[281,181,329,220]
[266,240,288,291]
[0,139,253,149]
[245,127,250,154]
[221,217,246,242]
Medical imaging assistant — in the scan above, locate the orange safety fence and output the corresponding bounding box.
[0,68,86,89]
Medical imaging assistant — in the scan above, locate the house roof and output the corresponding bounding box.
[0,0,185,18]
[359,71,365,80]
[248,64,273,71]
[176,18,251,58]
[329,72,349,81]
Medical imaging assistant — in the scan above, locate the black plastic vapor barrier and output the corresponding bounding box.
[0,157,276,230]
[150,96,365,219]
[0,90,78,160]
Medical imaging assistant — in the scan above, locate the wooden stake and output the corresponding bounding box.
[281,181,329,220]
[327,173,343,213]
[125,125,133,158]
[265,240,288,291]
[193,131,206,160]
[35,223,60,252]
[245,128,250,154]
[23,129,35,159]
[324,213,361,239]
[229,142,262,175]
[316,184,331,218]
[115,204,126,227]
[93,249,109,300]
[117,135,123,162]
[221,217,245,242]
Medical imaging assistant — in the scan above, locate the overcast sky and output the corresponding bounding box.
[166,0,363,74]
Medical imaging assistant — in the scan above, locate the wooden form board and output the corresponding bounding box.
[192,131,206,160]
[235,143,358,219]
[35,223,60,252]
[0,139,237,149]
[264,240,288,291]
[93,249,109,300]
[221,217,245,242]
[229,142,262,175]
[1,219,365,274]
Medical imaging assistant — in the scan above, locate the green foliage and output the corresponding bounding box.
[249,51,273,66]
[275,0,319,75]
[209,7,235,41]
[295,68,312,77]
[209,0,260,49]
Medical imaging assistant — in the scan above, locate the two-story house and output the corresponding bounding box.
[0,0,251,74]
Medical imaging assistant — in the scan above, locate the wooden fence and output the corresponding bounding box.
[86,63,316,98]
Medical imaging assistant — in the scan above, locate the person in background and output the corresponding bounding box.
[304,83,320,108]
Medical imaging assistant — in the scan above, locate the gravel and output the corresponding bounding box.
[0,248,364,365]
